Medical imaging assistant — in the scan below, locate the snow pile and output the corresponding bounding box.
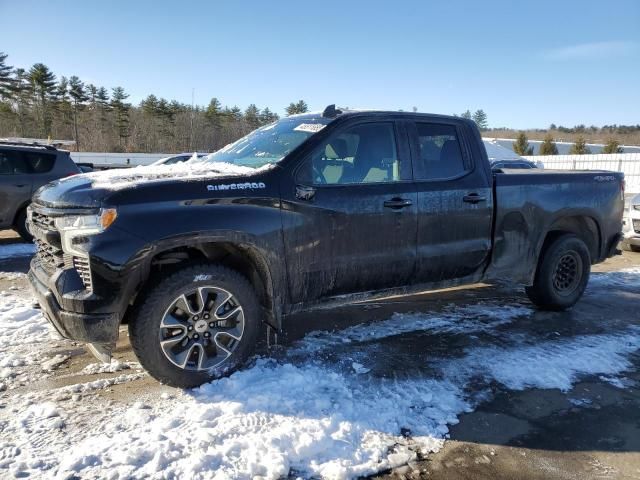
[589,267,640,290]
[81,360,141,375]
[296,303,530,354]
[49,302,640,479]
[0,292,54,389]
[80,161,274,190]
[439,327,640,392]
[0,243,35,260]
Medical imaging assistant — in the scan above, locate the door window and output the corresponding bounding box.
[0,151,29,175]
[300,122,401,185]
[414,123,468,180]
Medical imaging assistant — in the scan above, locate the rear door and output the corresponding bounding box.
[0,149,33,228]
[280,119,418,303]
[408,120,493,283]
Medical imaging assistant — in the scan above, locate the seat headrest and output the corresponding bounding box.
[328,138,348,159]
[440,140,462,163]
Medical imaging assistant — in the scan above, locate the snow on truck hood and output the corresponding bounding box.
[33,161,275,208]
[84,161,274,190]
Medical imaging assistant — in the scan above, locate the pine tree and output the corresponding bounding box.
[86,84,98,105]
[285,99,308,116]
[12,68,32,135]
[472,109,488,130]
[0,52,14,100]
[461,110,472,120]
[260,107,278,125]
[229,106,242,120]
[111,87,131,149]
[512,132,534,156]
[54,76,73,136]
[539,133,559,155]
[141,94,160,116]
[68,76,88,150]
[569,136,591,155]
[244,104,260,130]
[28,63,57,137]
[602,139,623,154]
[95,87,110,138]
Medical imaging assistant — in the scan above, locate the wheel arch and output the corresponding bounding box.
[540,215,601,262]
[129,235,282,331]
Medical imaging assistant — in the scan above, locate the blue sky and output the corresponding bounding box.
[1,0,639,128]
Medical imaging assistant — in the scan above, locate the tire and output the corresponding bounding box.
[129,264,261,388]
[14,208,33,242]
[525,234,591,311]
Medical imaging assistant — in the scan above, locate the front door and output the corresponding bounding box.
[280,120,418,304]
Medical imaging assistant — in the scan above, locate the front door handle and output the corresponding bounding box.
[463,193,487,204]
[14,184,27,188]
[384,198,413,209]
[296,185,316,201]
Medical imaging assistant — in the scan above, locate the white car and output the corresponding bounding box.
[622,193,640,252]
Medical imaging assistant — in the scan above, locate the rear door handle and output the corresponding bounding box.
[14,184,27,188]
[384,198,413,209]
[463,193,487,204]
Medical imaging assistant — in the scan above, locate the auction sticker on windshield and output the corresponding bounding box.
[294,123,326,133]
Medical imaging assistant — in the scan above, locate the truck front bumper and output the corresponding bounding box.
[28,262,120,346]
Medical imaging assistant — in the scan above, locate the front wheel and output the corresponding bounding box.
[129,264,261,388]
[525,234,591,311]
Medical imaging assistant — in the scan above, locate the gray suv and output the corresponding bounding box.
[0,142,80,241]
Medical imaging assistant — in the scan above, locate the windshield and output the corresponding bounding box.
[200,116,332,168]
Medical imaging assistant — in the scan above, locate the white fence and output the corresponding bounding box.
[70,152,170,166]
[524,153,640,193]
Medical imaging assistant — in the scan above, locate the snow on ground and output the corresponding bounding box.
[0,242,35,260]
[589,266,640,290]
[0,291,55,391]
[0,268,639,479]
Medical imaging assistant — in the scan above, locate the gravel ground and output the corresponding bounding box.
[1,229,639,479]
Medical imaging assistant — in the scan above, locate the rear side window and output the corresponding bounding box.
[0,150,29,175]
[24,152,56,173]
[414,123,467,180]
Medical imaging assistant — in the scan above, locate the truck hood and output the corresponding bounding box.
[33,162,275,208]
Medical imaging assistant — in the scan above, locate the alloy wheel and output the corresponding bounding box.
[159,286,244,371]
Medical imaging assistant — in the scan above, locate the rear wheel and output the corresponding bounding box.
[14,208,33,242]
[129,264,261,388]
[525,234,591,311]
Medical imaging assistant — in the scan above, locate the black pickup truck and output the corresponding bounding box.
[27,107,625,387]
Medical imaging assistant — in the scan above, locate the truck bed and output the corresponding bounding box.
[486,169,625,284]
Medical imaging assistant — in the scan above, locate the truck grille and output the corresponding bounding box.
[31,210,56,230]
[73,256,93,291]
[633,219,640,234]
[35,238,64,274]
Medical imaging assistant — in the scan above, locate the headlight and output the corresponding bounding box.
[55,208,117,256]
[634,205,640,211]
